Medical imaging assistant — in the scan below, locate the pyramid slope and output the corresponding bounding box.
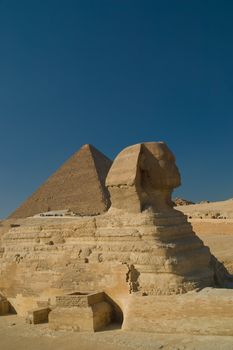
[9,144,112,218]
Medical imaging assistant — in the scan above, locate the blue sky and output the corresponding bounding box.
[0,1,233,218]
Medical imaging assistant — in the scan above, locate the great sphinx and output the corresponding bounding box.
[103,142,213,295]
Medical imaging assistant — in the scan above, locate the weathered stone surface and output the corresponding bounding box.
[0,216,129,316]
[0,211,214,318]
[9,144,112,218]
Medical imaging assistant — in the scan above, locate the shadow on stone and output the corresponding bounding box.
[103,293,124,328]
[211,255,233,289]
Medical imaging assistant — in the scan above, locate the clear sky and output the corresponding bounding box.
[0,1,233,219]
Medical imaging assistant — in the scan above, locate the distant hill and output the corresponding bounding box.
[176,198,233,219]
[173,197,195,206]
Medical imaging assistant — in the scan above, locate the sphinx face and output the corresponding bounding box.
[140,142,181,191]
[106,141,181,213]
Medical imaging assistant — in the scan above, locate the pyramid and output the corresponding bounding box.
[9,144,112,218]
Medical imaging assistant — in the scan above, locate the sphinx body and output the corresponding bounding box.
[104,142,214,295]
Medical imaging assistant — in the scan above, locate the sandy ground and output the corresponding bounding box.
[1,315,233,350]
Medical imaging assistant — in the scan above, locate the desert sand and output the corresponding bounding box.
[1,314,233,350]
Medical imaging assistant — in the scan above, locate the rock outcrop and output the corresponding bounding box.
[173,197,195,206]
[9,144,112,218]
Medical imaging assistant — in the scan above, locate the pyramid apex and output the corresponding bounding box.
[80,144,99,153]
[81,143,92,149]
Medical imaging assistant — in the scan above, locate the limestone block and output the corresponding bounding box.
[49,292,112,332]
[26,307,51,324]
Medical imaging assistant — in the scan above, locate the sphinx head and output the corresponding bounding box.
[106,142,181,213]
